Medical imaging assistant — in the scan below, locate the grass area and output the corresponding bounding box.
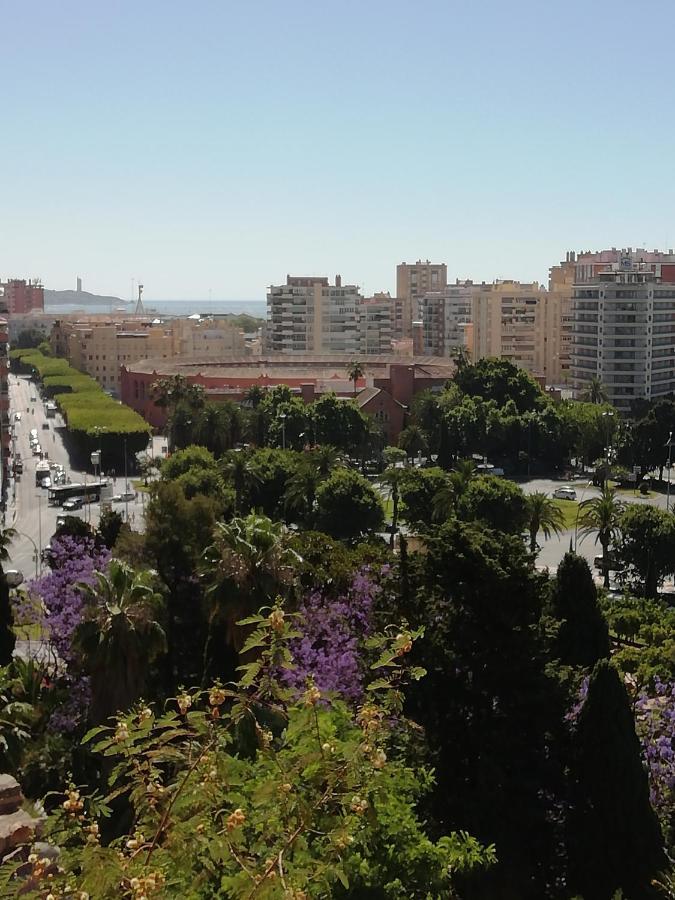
[552,498,580,530]
[609,481,655,498]
[132,479,151,493]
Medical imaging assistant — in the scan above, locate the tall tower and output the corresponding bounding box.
[76,276,82,293]
[134,283,146,316]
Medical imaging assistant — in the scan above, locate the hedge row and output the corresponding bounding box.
[12,349,149,439]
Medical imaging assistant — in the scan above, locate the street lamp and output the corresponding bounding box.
[15,530,40,579]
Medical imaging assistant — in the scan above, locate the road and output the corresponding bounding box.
[5,373,154,583]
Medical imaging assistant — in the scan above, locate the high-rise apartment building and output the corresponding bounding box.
[396,260,447,338]
[359,293,393,354]
[0,279,44,314]
[266,276,365,355]
[471,281,547,375]
[571,252,675,410]
[419,282,473,358]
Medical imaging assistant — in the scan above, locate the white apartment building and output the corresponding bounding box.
[267,276,393,355]
[571,260,675,410]
[359,293,393,355]
[420,282,473,358]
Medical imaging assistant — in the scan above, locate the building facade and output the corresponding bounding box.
[50,315,246,395]
[571,259,675,410]
[420,282,473,358]
[0,279,44,314]
[120,354,456,437]
[396,260,447,338]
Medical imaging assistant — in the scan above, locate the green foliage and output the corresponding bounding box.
[600,594,675,685]
[618,505,675,598]
[453,357,545,414]
[32,617,493,899]
[568,659,667,899]
[525,491,565,552]
[315,469,384,541]
[399,467,449,529]
[458,474,528,534]
[56,390,150,438]
[311,393,368,455]
[548,552,610,668]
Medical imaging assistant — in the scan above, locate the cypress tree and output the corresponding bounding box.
[550,551,610,668]
[569,659,667,899]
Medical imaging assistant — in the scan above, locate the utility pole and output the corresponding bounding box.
[124,437,129,523]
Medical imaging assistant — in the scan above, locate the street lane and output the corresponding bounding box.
[6,373,150,581]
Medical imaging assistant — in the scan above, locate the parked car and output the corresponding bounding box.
[63,497,84,510]
[14,412,21,422]
[30,394,36,402]
[114,490,137,503]
[32,444,42,456]
[13,459,23,474]
[4,570,24,588]
[41,422,49,430]
[39,476,52,489]
[553,487,577,500]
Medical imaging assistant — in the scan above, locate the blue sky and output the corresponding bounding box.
[2,0,675,299]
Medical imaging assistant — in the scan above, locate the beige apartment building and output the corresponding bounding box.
[396,260,447,338]
[51,315,246,395]
[266,276,385,355]
[471,280,570,384]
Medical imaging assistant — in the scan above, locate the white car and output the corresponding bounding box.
[553,487,577,501]
[14,412,21,422]
[113,490,137,503]
[63,497,84,511]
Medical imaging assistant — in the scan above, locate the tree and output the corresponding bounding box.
[221,450,261,514]
[398,424,429,461]
[398,467,450,529]
[311,393,368,455]
[200,514,300,671]
[242,384,265,408]
[577,484,624,589]
[405,519,566,896]
[454,357,545,414]
[459,475,528,535]
[568,659,667,899]
[525,491,565,552]
[75,560,166,723]
[151,375,205,451]
[0,527,16,665]
[347,359,364,398]
[315,469,384,541]
[97,508,124,549]
[548,552,609,667]
[617,504,675,599]
[580,374,609,404]
[283,460,324,527]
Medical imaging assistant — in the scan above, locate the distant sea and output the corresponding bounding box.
[44,299,267,318]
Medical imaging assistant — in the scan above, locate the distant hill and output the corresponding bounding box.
[45,289,128,307]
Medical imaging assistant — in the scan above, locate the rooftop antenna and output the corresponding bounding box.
[134,283,145,316]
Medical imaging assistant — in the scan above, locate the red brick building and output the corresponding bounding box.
[120,355,455,441]
[1,279,44,314]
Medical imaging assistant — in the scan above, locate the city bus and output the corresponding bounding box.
[47,481,110,507]
[35,460,51,486]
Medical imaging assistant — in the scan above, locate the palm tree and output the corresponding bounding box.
[0,527,16,666]
[398,424,429,461]
[577,484,624,588]
[283,462,324,526]
[75,561,166,723]
[310,444,341,475]
[347,361,365,398]
[222,451,261,513]
[449,458,476,498]
[581,375,609,405]
[525,492,565,553]
[242,385,265,409]
[431,476,455,523]
[200,515,301,673]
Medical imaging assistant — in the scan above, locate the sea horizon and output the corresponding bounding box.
[44,299,267,317]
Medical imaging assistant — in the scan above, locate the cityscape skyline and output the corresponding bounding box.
[3,0,675,298]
